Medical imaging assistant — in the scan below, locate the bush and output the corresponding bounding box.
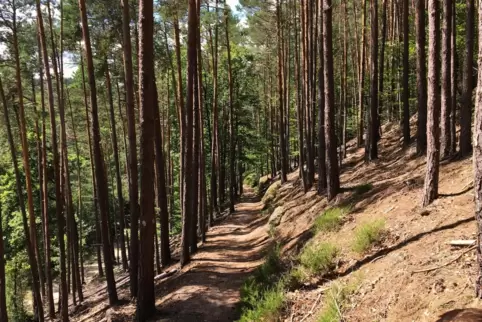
[313,207,350,233]
[240,245,285,321]
[299,242,339,276]
[245,173,260,188]
[351,219,386,253]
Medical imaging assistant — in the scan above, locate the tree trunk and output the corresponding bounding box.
[136,0,156,315]
[357,0,367,147]
[367,0,379,160]
[277,0,288,184]
[450,0,457,155]
[317,0,326,194]
[0,202,6,322]
[152,78,171,267]
[105,61,129,271]
[225,1,236,213]
[415,0,427,155]
[402,0,410,146]
[323,0,340,201]
[180,0,198,267]
[79,0,118,305]
[459,0,474,156]
[440,0,453,158]
[121,0,139,296]
[422,0,441,207]
[472,0,482,297]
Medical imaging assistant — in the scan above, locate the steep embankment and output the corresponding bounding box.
[254,122,478,322]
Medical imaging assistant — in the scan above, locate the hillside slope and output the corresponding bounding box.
[263,123,478,322]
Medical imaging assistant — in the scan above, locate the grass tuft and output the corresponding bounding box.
[299,242,339,276]
[313,207,350,233]
[351,219,386,253]
[239,245,285,321]
[316,279,359,322]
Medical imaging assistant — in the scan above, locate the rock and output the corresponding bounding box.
[268,206,285,227]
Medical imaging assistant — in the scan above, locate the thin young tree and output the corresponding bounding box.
[422,0,441,207]
[78,0,118,305]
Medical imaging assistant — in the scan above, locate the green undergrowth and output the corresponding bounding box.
[314,206,351,233]
[245,172,260,188]
[351,219,386,254]
[289,242,339,285]
[316,277,361,322]
[239,245,287,321]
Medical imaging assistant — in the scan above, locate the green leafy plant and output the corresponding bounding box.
[313,207,350,233]
[352,219,386,253]
[299,242,339,276]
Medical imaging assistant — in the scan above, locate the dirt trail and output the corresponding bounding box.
[151,189,269,321]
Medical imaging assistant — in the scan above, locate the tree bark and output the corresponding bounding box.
[459,0,474,156]
[440,0,452,158]
[422,0,441,207]
[415,0,427,154]
[402,0,410,146]
[367,0,379,160]
[79,0,118,305]
[317,0,326,194]
[323,0,340,201]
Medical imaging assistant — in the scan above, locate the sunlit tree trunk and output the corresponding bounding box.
[415,0,427,154]
[422,0,441,207]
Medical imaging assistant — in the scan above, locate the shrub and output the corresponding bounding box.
[240,246,285,321]
[245,173,260,188]
[299,242,339,276]
[351,219,386,253]
[313,207,350,233]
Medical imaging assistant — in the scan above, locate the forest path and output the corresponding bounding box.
[153,187,271,321]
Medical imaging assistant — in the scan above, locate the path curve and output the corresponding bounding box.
[154,190,270,321]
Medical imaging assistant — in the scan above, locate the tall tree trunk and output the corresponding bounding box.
[472,0,482,297]
[38,34,55,318]
[209,0,219,224]
[136,0,156,315]
[105,61,128,271]
[422,0,441,207]
[80,49,103,279]
[121,0,139,296]
[450,0,457,155]
[357,0,367,147]
[459,0,474,156]
[441,0,452,158]
[323,0,340,201]
[152,78,171,266]
[180,0,197,267]
[415,0,428,154]
[379,0,388,140]
[225,1,236,213]
[79,0,118,305]
[317,0,326,194]
[367,0,379,160]
[277,0,288,184]
[402,0,410,146]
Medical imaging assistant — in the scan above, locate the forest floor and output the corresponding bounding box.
[71,120,482,322]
